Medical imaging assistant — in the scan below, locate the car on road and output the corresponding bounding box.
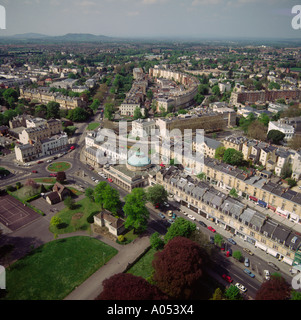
[221,243,225,251]
[167,210,173,217]
[108,178,113,183]
[187,214,196,221]
[264,270,270,280]
[209,236,214,244]
[172,213,177,219]
[91,177,96,181]
[49,173,57,177]
[235,283,247,293]
[183,212,188,216]
[244,257,250,267]
[243,248,254,256]
[208,226,216,233]
[163,202,170,207]
[227,238,236,245]
[226,248,232,257]
[168,219,174,224]
[222,274,233,283]
[198,221,207,228]
[244,268,255,278]
[32,170,38,173]
[268,262,280,271]
[37,161,43,164]
[95,180,99,183]
[158,213,165,219]
[46,160,52,163]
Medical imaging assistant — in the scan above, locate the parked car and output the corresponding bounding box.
[37,161,43,164]
[172,213,177,219]
[244,257,250,267]
[226,248,232,257]
[108,178,113,183]
[244,268,255,278]
[268,262,280,271]
[49,173,57,177]
[227,238,236,245]
[167,210,173,217]
[243,248,254,256]
[168,219,174,224]
[198,221,207,228]
[32,170,38,173]
[221,243,225,251]
[222,274,233,283]
[158,213,165,219]
[208,226,216,233]
[187,214,196,221]
[163,202,170,207]
[264,270,270,280]
[235,283,247,293]
[209,236,215,244]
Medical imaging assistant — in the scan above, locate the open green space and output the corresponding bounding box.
[127,247,156,279]
[2,236,118,300]
[49,197,101,234]
[47,162,71,172]
[87,122,100,131]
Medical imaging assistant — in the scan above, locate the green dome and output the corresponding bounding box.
[127,151,151,167]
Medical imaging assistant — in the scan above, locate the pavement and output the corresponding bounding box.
[64,235,151,300]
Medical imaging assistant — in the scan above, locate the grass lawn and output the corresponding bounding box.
[127,247,157,279]
[34,177,56,184]
[49,197,101,234]
[2,236,118,300]
[87,122,100,131]
[47,162,71,172]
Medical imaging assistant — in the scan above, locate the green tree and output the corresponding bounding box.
[224,285,242,300]
[150,232,165,250]
[133,107,143,120]
[223,148,243,166]
[146,184,168,206]
[104,103,114,121]
[94,181,121,214]
[258,113,270,127]
[267,130,285,144]
[214,234,224,246]
[164,217,196,243]
[64,196,75,210]
[210,288,224,300]
[46,101,60,119]
[50,216,62,227]
[233,250,243,262]
[67,107,89,122]
[85,187,94,201]
[123,188,149,233]
[280,159,292,179]
[215,145,226,160]
[229,188,238,198]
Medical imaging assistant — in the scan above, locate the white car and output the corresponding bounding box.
[264,270,270,280]
[183,212,188,216]
[188,214,196,221]
[235,282,247,293]
[95,180,99,183]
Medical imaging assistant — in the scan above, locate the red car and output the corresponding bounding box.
[49,173,57,177]
[222,274,233,283]
[208,226,216,233]
[37,161,43,164]
[32,170,38,173]
[108,178,113,183]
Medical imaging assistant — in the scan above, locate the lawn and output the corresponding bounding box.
[47,162,71,172]
[87,122,100,131]
[2,236,118,300]
[49,197,101,234]
[127,247,157,279]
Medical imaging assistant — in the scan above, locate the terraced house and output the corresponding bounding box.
[156,166,301,266]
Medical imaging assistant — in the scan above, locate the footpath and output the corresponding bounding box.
[64,235,151,300]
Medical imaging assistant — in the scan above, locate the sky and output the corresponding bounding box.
[0,0,300,39]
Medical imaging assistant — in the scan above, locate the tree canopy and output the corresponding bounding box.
[267,130,285,144]
[164,217,196,243]
[146,184,168,206]
[152,236,203,299]
[223,148,243,166]
[123,188,149,233]
[97,273,168,300]
[94,181,121,214]
[255,275,291,300]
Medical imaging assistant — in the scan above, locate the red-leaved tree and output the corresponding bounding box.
[255,275,291,300]
[152,236,203,299]
[96,273,168,300]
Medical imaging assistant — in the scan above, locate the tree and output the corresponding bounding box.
[210,288,225,300]
[96,273,168,300]
[288,135,301,150]
[89,99,100,112]
[233,250,243,262]
[146,184,168,206]
[223,148,243,166]
[150,232,164,250]
[67,107,89,122]
[104,103,114,121]
[85,187,94,201]
[46,101,60,119]
[255,275,291,300]
[94,181,121,214]
[229,188,238,198]
[224,285,242,300]
[123,188,149,233]
[258,113,270,127]
[267,130,285,144]
[164,217,196,243]
[64,196,75,209]
[215,145,226,160]
[56,171,66,183]
[247,120,267,141]
[152,236,203,299]
[133,107,143,120]
[50,216,62,227]
[214,234,224,247]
